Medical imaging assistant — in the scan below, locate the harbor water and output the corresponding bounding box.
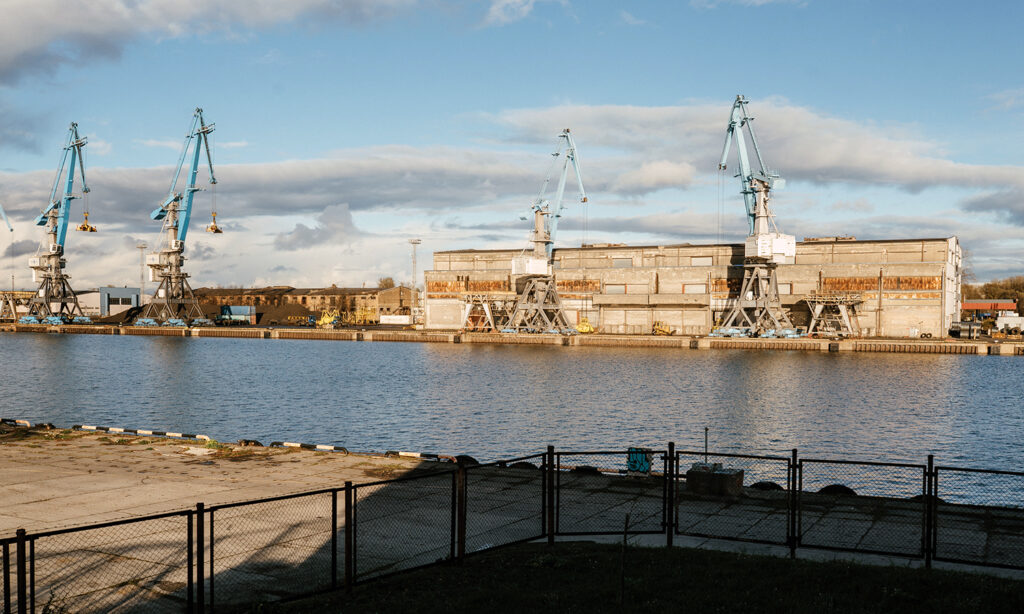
[1,333,1022,468]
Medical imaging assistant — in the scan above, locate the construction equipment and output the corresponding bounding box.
[715,95,798,337]
[318,308,340,328]
[342,307,376,326]
[23,123,93,324]
[575,317,595,334]
[138,108,219,326]
[652,321,675,336]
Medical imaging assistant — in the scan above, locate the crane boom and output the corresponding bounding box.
[530,128,587,261]
[35,123,89,249]
[150,108,217,244]
[718,95,783,236]
[0,203,12,232]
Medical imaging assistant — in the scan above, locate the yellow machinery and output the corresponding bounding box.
[652,321,675,336]
[318,308,340,328]
[76,211,97,232]
[576,317,595,334]
[342,307,376,326]
[206,211,223,234]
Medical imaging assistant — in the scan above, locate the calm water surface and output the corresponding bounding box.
[1,334,1021,466]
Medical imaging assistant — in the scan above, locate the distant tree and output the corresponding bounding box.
[377,276,396,289]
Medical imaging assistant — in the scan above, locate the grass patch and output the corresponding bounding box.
[261,542,1024,614]
[204,439,231,450]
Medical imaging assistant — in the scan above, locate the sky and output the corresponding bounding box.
[0,0,1022,290]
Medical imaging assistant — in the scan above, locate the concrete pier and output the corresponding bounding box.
[1,323,1021,356]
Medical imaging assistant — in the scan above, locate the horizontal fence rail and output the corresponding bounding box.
[4,446,1024,613]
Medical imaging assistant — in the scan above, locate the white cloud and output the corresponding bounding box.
[219,141,249,149]
[134,139,181,150]
[619,10,646,26]
[483,0,566,26]
[691,0,806,7]
[86,136,112,156]
[987,88,1024,111]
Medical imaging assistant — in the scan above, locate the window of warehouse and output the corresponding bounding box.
[612,258,633,268]
[683,284,707,294]
[605,284,626,294]
[691,256,713,266]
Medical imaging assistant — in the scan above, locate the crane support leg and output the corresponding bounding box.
[720,261,792,334]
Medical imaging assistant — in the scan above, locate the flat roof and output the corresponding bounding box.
[435,237,955,255]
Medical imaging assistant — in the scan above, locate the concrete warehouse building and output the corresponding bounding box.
[424,237,962,338]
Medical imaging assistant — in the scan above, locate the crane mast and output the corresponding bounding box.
[716,95,796,336]
[24,123,93,323]
[137,108,218,326]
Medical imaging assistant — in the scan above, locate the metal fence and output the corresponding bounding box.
[4,447,1024,613]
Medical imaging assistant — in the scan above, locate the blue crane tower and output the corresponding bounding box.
[715,95,796,336]
[137,108,219,326]
[23,123,95,324]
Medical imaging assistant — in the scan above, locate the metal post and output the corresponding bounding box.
[187,512,194,614]
[27,541,32,614]
[344,482,353,590]
[196,503,204,614]
[704,427,709,463]
[331,490,338,589]
[789,449,798,559]
[3,541,11,614]
[208,510,214,611]
[666,442,675,547]
[14,531,24,614]
[925,455,934,568]
[546,446,555,546]
[457,466,467,563]
[450,472,458,561]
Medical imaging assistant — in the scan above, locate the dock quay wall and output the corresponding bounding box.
[0,323,1016,355]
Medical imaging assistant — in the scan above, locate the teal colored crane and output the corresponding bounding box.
[34,123,90,251]
[150,108,217,244]
[530,129,587,261]
[718,95,785,236]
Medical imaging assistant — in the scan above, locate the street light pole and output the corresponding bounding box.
[409,238,421,324]
[137,241,147,309]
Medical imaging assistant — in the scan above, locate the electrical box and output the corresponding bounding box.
[48,244,60,254]
[145,254,161,265]
[28,258,41,268]
[170,240,183,251]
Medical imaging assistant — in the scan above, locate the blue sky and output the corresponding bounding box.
[1,0,1022,289]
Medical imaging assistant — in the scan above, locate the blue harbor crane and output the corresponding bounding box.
[529,128,587,263]
[714,95,797,337]
[137,108,220,327]
[22,123,95,324]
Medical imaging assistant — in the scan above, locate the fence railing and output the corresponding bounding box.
[3,447,1024,613]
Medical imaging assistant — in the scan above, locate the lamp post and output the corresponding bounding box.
[409,238,421,324]
[136,241,147,308]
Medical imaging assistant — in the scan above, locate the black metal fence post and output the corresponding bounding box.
[196,503,205,614]
[344,482,353,591]
[450,471,458,561]
[546,445,555,546]
[3,540,11,614]
[208,509,215,612]
[27,540,33,614]
[187,512,194,614]
[331,490,338,589]
[925,454,934,568]
[666,441,675,547]
[456,466,467,563]
[789,449,798,559]
[14,530,25,614]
